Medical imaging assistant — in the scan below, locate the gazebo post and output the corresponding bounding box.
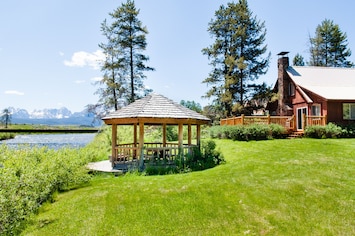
[197,124,201,149]
[111,124,117,167]
[133,123,137,158]
[178,123,183,155]
[188,124,192,146]
[139,122,145,170]
[162,123,167,147]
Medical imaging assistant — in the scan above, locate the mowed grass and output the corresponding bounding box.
[23,139,355,235]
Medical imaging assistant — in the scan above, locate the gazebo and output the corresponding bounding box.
[102,93,211,170]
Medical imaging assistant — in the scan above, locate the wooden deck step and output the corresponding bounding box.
[287,131,304,139]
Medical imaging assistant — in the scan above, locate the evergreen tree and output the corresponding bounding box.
[95,0,154,113]
[180,100,202,113]
[309,19,353,67]
[202,0,270,117]
[293,53,305,66]
[1,108,12,128]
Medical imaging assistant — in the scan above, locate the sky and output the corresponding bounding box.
[1,0,355,113]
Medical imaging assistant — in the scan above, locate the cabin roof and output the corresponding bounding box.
[102,93,210,125]
[287,66,355,100]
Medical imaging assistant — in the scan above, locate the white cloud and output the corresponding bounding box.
[91,77,103,82]
[59,51,64,56]
[74,80,86,84]
[5,90,25,96]
[64,50,105,70]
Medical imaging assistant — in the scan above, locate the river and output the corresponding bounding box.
[0,133,96,150]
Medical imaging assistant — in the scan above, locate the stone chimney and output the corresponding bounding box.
[277,52,290,116]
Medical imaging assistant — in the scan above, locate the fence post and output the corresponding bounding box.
[241,114,245,125]
[267,114,271,124]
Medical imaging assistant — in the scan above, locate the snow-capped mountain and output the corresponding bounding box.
[29,107,72,119]
[7,107,101,126]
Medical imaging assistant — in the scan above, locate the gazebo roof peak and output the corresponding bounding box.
[102,93,210,125]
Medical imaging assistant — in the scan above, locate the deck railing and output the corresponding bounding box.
[305,115,327,126]
[220,114,296,130]
[220,114,327,131]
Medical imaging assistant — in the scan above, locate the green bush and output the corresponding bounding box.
[338,124,355,138]
[182,140,225,171]
[304,123,343,139]
[209,124,286,141]
[0,146,94,235]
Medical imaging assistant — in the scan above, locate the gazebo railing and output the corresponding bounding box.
[112,142,198,165]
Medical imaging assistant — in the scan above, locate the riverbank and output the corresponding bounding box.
[0,128,99,133]
[0,133,15,141]
[0,124,100,134]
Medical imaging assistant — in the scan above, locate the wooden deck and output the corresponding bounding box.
[220,114,327,132]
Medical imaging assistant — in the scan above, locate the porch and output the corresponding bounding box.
[220,114,327,132]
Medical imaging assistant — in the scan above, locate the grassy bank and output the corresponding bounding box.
[23,138,355,235]
[0,133,15,140]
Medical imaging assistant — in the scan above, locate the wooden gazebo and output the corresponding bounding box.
[102,94,211,170]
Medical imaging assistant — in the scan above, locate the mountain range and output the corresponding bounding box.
[7,107,102,126]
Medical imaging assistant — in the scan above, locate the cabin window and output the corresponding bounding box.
[311,104,321,116]
[288,82,295,96]
[343,103,355,120]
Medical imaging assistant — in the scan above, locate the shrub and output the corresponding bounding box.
[0,133,15,141]
[304,123,343,139]
[0,146,92,235]
[174,140,225,172]
[210,124,286,141]
[338,124,355,138]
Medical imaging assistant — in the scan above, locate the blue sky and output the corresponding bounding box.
[1,0,354,112]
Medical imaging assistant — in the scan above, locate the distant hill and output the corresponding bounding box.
[8,107,102,126]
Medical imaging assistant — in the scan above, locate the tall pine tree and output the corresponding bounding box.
[202,0,270,117]
[96,0,154,113]
[309,19,353,67]
[293,53,305,66]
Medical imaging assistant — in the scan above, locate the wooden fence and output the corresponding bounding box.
[220,114,327,132]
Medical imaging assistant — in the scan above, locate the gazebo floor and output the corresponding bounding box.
[87,160,125,173]
[87,159,177,173]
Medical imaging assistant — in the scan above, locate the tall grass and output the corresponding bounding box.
[0,129,112,235]
[23,138,355,235]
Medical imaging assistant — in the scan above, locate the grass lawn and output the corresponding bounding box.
[23,138,355,235]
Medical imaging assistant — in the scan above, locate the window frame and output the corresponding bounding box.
[311,104,321,116]
[343,103,355,120]
[288,82,295,96]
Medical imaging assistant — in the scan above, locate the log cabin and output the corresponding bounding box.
[267,52,355,131]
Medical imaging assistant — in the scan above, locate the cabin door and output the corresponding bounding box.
[297,107,307,131]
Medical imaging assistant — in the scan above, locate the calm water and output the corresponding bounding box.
[0,133,96,150]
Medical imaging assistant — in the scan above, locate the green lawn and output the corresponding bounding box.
[23,139,355,235]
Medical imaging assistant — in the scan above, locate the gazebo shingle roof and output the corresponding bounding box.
[102,94,210,124]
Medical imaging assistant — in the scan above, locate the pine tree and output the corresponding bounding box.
[95,0,154,113]
[202,0,270,117]
[1,109,11,128]
[293,53,305,66]
[309,19,353,67]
